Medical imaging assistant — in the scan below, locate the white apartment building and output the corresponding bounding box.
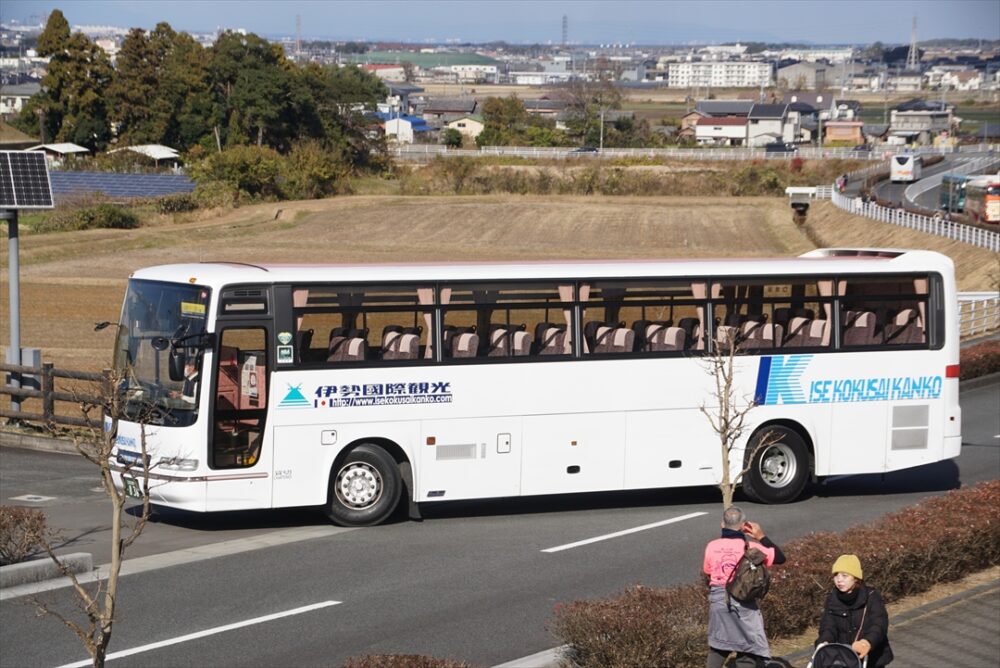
[668,61,773,88]
[449,64,499,83]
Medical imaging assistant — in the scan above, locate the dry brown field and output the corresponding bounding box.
[1,196,996,374]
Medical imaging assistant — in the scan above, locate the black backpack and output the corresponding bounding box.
[726,537,771,605]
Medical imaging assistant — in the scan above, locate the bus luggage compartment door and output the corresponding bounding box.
[419,417,522,501]
[521,412,626,496]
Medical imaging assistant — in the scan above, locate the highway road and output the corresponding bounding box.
[1,379,998,667]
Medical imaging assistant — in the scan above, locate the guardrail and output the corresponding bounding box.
[959,292,1000,339]
[1,363,107,427]
[830,187,1000,253]
[392,143,1000,163]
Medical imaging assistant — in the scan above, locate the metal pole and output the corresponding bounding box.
[3,209,21,413]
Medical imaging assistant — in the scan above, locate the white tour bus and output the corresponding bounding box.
[890,154,923,183]
[110,248,961,526]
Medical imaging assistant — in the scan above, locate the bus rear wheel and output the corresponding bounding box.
[741,426,808,504]
[325,444,401,527]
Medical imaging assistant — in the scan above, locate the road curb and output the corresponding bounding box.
[0,552,93,589]
[492,645,567,668]
[0,430,79,455]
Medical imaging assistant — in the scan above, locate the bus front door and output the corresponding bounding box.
[209,326,273,509]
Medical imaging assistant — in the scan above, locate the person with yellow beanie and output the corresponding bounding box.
[814,554,894,665]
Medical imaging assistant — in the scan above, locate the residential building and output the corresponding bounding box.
[695,116,747,146]
[746,103,790,146]
[889,99,954,145]
[523,98,569,118]
[888,71,923,92]
[420,98,477,123]
[0,81,40,117]
[777,62,827,91]
[379,113,433,144]
[667,61,773,88]
[823,121,864,145]
[449,64,499,83]
[446,115,484,140]
[940,70,982,91]
[693,100,754,117]
[24,142,90,167]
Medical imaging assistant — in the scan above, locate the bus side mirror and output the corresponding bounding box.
[168,349,186,382]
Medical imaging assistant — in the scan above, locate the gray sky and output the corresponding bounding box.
[3,0,999,44]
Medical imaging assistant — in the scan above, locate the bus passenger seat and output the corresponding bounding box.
[647,325,685,351]
[451,332,479,358]
[743,323,783,350]
[382,330,419,360]
[487,327,509,357]
[677,317,701,349]
[843,311,877,346]
[328,334,367,362]
[784,317,812,347]
[511,330,531,356]
[594,326,634,354]
[535,324,566,355]
[808,320,827,346]
[885,308,923,344]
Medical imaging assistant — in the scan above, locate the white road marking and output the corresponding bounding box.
[53,600,341,668]
[9,494,56,502]
[541,511,707,553]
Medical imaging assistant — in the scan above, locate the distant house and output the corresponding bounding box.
[746,103,790,147]
[889,71,923,92]
[777,62,827,90]
[695,116,747,146]
[0,82,40,117]
[377,112,433,144]
[823,121,864,146]
[890,98,953,145]
[24,142,90,167]
[110,144,181,168]
[446,114,484,140]
[523,98,569,118]
[421,98,477,123]
[694,100,754,118]
[941,70,982,91]
[362,63,407,82]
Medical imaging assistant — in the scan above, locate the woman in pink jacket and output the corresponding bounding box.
[703,506,785,668]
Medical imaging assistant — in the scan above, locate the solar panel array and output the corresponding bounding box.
[50,171,195,199]
[0,151,54,208]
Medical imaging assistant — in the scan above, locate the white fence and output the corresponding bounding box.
[959,292,1000,339]
[830,188,1000,253]
[393,143,999,163]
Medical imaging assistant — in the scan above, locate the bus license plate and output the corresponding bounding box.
[123,476,141,499]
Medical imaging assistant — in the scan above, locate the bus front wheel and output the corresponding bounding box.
[741,426,809,504]
[325,444,401,527]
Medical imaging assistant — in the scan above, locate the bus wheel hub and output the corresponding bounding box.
[337,464,381,508]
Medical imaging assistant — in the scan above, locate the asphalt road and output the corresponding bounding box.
[874,152,971,207]
[1,380,998,668]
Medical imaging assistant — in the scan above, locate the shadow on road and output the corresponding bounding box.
[812,459,961,498]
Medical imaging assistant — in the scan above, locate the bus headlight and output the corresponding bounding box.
[158,457,199,471]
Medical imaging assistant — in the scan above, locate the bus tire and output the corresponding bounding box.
[325,444,401,527]
[741,426,808,504]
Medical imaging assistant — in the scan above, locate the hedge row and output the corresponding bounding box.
[961,339,1000,381]
[0,506,47,566]
[550,480,1000,667]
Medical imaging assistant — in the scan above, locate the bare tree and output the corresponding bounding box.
[700,329,778,508]
[33,368,157,668]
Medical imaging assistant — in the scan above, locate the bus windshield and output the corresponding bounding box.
[114,279,212,426]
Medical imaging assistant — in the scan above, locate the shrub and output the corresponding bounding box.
[0,506,48,566]
[155,193,198,214]
[960,340,1000,380]
[188,145,283,203]
[75,203,141,230]
[341,656,475,668]
[551,480,1000,667]
[281,140,351,200]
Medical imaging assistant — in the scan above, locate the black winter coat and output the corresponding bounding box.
[816,585,893,666]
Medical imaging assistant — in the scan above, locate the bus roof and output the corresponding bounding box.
[129,248,953,287]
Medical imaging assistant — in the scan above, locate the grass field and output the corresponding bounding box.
[1,196,996,374]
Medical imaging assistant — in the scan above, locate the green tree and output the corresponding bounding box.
[476,95,530,146]
[107,23,179,145]
[29,11,113,149]
[208,31,291,149]
[188,144,283,202]
[563,79,623,147]
[441,128,463,148]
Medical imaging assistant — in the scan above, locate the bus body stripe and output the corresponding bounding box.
[754,357,772,405]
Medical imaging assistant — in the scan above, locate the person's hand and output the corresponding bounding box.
[852,639,871,658]
[742,521,765,540]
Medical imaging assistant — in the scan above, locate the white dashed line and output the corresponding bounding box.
[542,511,707,553]
[53,600,342,667]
